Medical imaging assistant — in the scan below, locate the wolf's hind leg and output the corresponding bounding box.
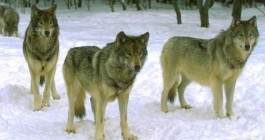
[90,97,96,123]
[65,83,80,133]
[51,79,60,100]
[167,81,178,103]
[161,70,180,113]
[178,75,192,109]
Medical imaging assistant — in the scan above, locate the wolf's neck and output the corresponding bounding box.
[105,59,136,90]
[222,45,249,69]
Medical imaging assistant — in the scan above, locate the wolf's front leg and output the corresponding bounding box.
[118,93,137,140]
[211,78,224,118]
[225,79,237,118]
[42,68,56,107]
[95,99,107,140]
[51,79,60,100]
[30,71,42,111]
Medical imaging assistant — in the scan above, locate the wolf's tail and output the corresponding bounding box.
[167,82,178,103]
[40,76,45,86]
[74,89,86,119]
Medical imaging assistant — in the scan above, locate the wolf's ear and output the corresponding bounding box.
[230,18,241,29]
[139,32,149,46]
[49,4,57,14]
[115,31,127,48]
[249,16,257,28]
[31,5,39,18]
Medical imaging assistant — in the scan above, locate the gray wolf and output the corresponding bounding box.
[160,16,259,118]
[63,31,149,139]
[0,5,19,37]
[23,4,60,111]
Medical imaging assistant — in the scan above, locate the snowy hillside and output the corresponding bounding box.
[0,1,265,140]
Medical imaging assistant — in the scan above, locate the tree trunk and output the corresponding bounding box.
[148,0,151,9]
[198,0,213,28]
[78,0,82,7]
[232,0,242,20]
[22,0,26,14]
[121,0,127,10]
[87,0,90,11]
[109,0,115,12]
[66,0,70,9]
[172,0,182,24]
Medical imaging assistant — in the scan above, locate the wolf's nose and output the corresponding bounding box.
[134,65,141,72]
[45,31,50,36]
[245,45,250,51]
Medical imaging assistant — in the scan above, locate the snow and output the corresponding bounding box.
[1,1,265,140]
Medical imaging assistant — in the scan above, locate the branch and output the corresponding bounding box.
[255,6,265,16]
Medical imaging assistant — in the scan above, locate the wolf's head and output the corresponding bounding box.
[3,9,19,37]
[229,16,259,52]
[114,31,149,72]
[30,4,58,37]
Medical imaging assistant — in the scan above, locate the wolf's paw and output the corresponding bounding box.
[215,113,225,119]
[66,123,76,134]
[122,133,137,140]
[65,128,76,134]
[226,112,234,118]
[227,114,240,120]
[34,103,42,111]
[95,134,105,140]
[181,104,192,109]
[42,101,51,107]
[34,95,42,111]
[33,107,42,111]
[52,93,60,100]
[161,105,169,113]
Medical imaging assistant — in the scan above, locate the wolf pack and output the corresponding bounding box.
[0,3,260,140]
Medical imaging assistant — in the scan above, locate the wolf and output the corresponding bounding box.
[23,4,60,111]
[63,31,149,140]
[160,16,259,118]
[0,5,19,37]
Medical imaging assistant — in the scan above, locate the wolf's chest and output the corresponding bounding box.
[219,65,242,81]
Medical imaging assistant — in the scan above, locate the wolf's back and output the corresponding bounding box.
[64,46,100,68]
[163,37,208,52]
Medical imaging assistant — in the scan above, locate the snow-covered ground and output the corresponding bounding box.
[1,1,265,140]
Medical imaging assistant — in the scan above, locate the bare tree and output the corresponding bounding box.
[198,0,214,28]
[232,0,242,20]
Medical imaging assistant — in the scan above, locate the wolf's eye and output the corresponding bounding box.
[49,20,52,25]
[138,52,142,56]
[238,33,244,38]
[249,33,253,38]
[39,21,43,25]
[126,52,132,56]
